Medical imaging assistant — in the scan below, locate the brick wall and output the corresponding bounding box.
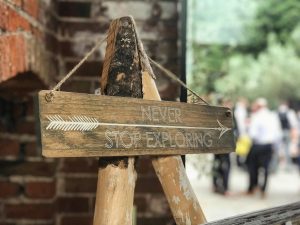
[0,0,180,224]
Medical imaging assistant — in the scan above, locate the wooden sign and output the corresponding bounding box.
[38,90,235,157]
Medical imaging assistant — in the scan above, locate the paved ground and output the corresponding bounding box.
[186,156,300,223]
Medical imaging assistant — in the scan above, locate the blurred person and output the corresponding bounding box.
[234,97,248,136]
[278,101,299,168]
[212,154,230,195]
[212,98,232,195]
[234,97,249,167]
[296,110,300,170]
[247,98,281,197]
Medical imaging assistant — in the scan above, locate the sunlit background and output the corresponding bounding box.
[186,0,300,221]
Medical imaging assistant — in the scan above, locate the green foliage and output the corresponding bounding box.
[242,0,300,55]
[190,44,232,94]
[189,0,300,104]
[215,37,300,105]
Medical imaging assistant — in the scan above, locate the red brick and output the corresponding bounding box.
[60,158,98,173]
[23,0,39,19]
[0,4,30,32]
[136,157,156,175]
[16,121,35,134]
[62,80,92,93]
[0,139,19,157]
[0,181,20,198]
[64,61,103,77]
[5,203,54,219]
[59,21,108,36]
[58,1,91,18]
[134,196,147,213]
[24,141,38,156]
[25,181,56,199]
[0,34,27,82]
[10,0,22,7]
[1,161,56,177]
[60,215,93,225]
[135,176,163,193]
[57,197,89,213]
[13,97,35,116]
[65,177,97,193]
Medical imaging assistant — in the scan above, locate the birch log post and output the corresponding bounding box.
[137,29,208,225]
[93,17,142,225]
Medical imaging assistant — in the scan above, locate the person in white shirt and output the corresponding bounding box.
[247,98,281,196]
[234,98,248,136]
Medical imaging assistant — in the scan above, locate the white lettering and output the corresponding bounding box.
[105,130,114,148]
[120,131,133,148]
[175,132,186,147]
[185,132,194,147]
[175,108,182,123]
[146,132,156,148]
[151,106,160,122]
[141,106,152,121]
[105,130,213,149]
[204,133,213,147]
[141,106,183,123]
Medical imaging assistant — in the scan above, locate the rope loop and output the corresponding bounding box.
[46,33,208,105]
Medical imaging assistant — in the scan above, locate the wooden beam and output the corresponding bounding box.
[138,24,208,225]
[93,17,140,225]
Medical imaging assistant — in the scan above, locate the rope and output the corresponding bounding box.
[45,37,107,102]
[45,33,208,106]
[148,57,209,105]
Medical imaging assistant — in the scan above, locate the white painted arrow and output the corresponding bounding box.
[46,115,231,139]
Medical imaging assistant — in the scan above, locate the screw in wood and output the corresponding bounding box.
[45,92,54,102]
[225,110,231,117]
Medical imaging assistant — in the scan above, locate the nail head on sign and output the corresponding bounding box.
[225,110,231,117]
[45,92,54,102]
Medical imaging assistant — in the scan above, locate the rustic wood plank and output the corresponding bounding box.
[38,90,234,157]
[204,202,300,225]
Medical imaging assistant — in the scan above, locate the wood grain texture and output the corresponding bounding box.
[204,201,300,225]
[152,156,207,224]
[139,58,207,223]
[38,90,234,157]
[94,16,140,225]
[134,16,208,225]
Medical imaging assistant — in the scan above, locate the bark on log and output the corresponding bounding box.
[93,17,142,225]
[138,36,207,225]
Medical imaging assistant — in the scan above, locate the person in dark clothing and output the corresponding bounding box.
[212,154,231,195]
[247,144,273,193]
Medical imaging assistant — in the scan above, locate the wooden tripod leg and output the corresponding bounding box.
[140,54,207,224]
[93,17,143,225]
[94,157,136,225]
[152,156,207,224]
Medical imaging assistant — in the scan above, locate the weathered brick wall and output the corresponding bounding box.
[0,0,180,224]
[0,0,59,85]
[0,0,59,224]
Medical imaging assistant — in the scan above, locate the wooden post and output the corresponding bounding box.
[138,37,207,224]
[93,17,142,225]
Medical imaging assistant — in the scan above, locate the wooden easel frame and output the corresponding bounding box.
[93,16,207,225]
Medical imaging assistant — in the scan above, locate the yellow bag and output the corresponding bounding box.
[235,135,252,156]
